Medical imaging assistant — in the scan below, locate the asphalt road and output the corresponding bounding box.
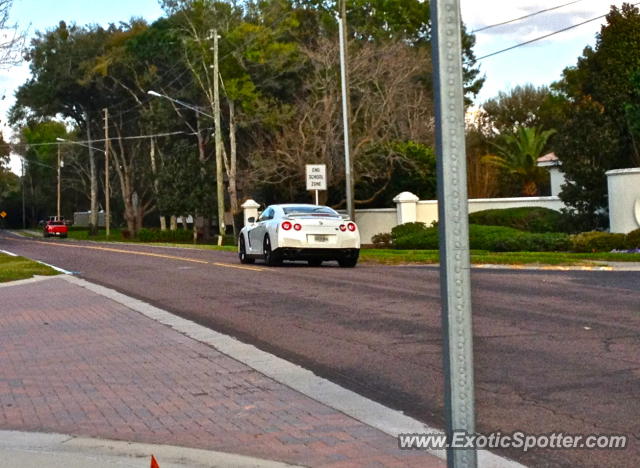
[2,231,639,467]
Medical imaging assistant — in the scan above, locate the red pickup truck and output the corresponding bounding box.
[43,220,68,238]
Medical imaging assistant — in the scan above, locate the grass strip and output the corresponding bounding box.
[360,249,640,266]
[0,253,60,283]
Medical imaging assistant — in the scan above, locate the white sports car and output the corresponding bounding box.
[238,204,360,267]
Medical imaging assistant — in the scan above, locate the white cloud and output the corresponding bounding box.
[461,0,625,44]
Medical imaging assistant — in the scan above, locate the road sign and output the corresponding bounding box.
[0,211,6,218]
[306,164,326,191]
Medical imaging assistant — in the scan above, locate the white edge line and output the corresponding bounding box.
[35,260,74,275]
[0,249,18,256]
[61,275,526,468]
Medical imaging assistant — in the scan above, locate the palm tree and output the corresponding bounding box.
[482,126,556,196]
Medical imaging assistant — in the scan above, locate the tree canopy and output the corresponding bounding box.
[10,0,484,231]
[554,3,640,228]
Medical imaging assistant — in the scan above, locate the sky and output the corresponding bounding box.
[1,0,633,174]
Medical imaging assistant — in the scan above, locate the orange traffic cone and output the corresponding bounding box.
[150,454,160,468]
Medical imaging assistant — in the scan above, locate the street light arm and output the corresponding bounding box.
[57,138,106,154]
[147,89,214,119]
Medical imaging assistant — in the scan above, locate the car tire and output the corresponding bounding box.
[61,234,67,239]
[238,235,255,264]
[43,232,49,238]
[338,256,358,268]
[263,235,281,266]
[308,259,322,267]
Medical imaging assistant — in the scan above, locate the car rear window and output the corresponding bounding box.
[49,222,65,226]
[283,206,340,217]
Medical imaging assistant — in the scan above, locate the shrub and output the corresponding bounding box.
[468,207,565,233]
[569,231,628,253]
[136,228,194,243]
[390,223,570,252]
[391,222,428,239]
[120,229,132,239]
[394,229,439,249]
[626,228,640,249]
[221,234,237,246]
[468,225,570,252]
[371,232,393,248]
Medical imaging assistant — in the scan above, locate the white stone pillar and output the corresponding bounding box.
[606,168,640,233]
[241,199,260,227]
[393,192,419,225]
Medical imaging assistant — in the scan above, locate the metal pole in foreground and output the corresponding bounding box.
[430,1,476,467]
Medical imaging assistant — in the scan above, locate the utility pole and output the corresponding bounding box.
[57,143,62,220]
[212,29,225,239]
[85,111,98,235]
[338,0,354,222]
[103,108,111,238]
[431,1,476,467]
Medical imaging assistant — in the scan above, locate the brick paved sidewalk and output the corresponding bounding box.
[0,277,444,468]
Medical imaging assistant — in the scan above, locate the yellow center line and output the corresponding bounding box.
[29,240,265,272]
[211,262,265,272]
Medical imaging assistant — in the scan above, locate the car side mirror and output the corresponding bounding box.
[248,216,256,224]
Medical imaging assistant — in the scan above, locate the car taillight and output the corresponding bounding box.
[347,222,357,232]
[339,224,347,232]
[294,223,302,231]
[282,221,292,230]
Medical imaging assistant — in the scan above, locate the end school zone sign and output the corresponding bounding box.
[306,164,327,191]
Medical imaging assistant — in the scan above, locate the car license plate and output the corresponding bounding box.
[314,235,329,243]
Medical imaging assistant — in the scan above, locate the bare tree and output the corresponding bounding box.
[250,37,434,206]
[0,0,25,69]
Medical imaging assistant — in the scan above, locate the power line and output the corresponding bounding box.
[471,0,584,33]
[477,2,640,60]
[7,130,186,150]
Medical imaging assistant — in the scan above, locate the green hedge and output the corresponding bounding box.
[390,223,571,252]
[468,207,565,233]
[569,231,628,253]
[627,228,640,249]
[375,222,640,253]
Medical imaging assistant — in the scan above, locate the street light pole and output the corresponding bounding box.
[211,28,225,240]
[338,0,354,221]
[21,158,26,229]
[57,143,62,220]
[103,108,111,238]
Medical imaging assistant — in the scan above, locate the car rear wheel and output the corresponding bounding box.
[338,255,358,268]
[238,236,255,264]
[263,235,281,266]
[308,259,323,267]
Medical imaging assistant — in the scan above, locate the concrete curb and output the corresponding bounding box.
[0,275,60,288]
[0,430,302,468]
[62,275,526,468]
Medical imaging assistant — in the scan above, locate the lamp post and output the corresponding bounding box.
[57,137,108,233]
[147,89,226,240]
[338,0,354,222]
[57,143,62,220]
